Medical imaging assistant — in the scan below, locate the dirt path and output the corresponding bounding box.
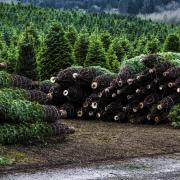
[0,120,180,172]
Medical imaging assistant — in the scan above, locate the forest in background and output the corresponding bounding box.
[0,3,180,80]
[1,0,180,24]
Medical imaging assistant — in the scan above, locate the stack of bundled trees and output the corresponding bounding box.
[49,55,179,127]
[0,68,75,145]
[95,55,180,125]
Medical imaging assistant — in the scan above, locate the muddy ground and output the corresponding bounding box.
[0,119,180,173]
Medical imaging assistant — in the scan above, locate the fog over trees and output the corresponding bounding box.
[1,0,180,23]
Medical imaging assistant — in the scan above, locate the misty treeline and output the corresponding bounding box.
[138,2,180,24]
[16,0,180,14]
[0,3,179,79]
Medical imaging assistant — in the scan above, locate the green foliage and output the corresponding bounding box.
[0,155,15,166]
[16,25,38,80]
[112,38,131,62]
[164,34,180,52]
[0,88,27,101]
[0,71,12,88]
[145,38,160,54]
[107,45,120,73]
[0,98,44,123]
[159,52,180,66]
[169,104,180,128]
[121,55,146,74]
[89,66,114,75]
[66,24,78,47]
[85,33,109,68]
[39,23,74,79]
[0,122,53,144]
[0,3,180,75]
[100,31,112,51]
[74,31,89,66]
[0,146,15,166]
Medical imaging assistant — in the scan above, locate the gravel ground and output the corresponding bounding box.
[0,119,180,173]
[1,153,180,180]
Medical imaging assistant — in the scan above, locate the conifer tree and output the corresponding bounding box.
[74,30,89,66]
[112,38,126,63]
[107,45,120,73]
[85,33,108,68]
[135,36,147,55]
[39,23,74,79]
[101,31,112,51]
[164,34,180,52]
[16,25,38,80]
[65,25,78,48]
[145,38,160,54]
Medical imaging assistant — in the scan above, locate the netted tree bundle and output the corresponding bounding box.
[0,71,36,89]
[104,100,122,112]
[122,100,140,113]
[48,83,67,106]
[168,77,180,88]
[149,61,174,75]
[0,88,26,101]
[139,93,161,110]
[59,103,77,119]
[26,90,52,105]
[157,94,180,111]
[98,101,123,121]
[0,99,61,124]
[169,104,180,128]
[0,122,51,144]
[116,66,134,88]
[49,122,75,135]
[147,106,169,124]
[163,67,180,79]
[63,85,90,105]
[74,66,113,88]
[0,122,75,145]
[136,69,155,83]
[38,80,54,94]
[42,105,61,123]
[0,88,51,105]
[11,74,37,89]
[0,63,7,70]
[83,93,100,109]
[77,106,96,119]
[116,85,136,100]
[128,114,153,125]
[113,112,127,122]
[142,54,164,68]
[77,107,88,119]
[53,66,83,87]
[91,73,117,93]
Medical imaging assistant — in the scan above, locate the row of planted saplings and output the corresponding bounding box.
[0,69,75,144]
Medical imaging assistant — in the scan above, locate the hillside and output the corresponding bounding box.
[1,0,179,14]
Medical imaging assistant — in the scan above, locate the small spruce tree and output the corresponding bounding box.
[16,25,38,80]
[164,34,180,52]
[39,23,74,79]
[107,45,120,73]
[145,38,160,54]
[84,33,109,68]
[74,30,89,66]
[112,38,126,63]
[65,25,78,48]
[100,31,112,51]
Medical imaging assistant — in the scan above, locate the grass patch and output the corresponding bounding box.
[0,145,15,166]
